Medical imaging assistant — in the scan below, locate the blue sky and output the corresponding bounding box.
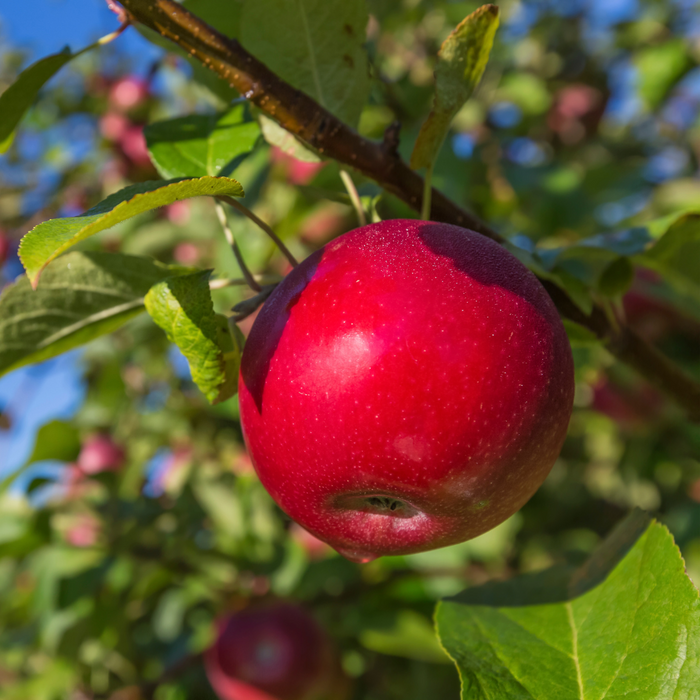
[0,0,159,65]
[0,1,160,479]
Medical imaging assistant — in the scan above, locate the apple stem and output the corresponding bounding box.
[339,169,367,227]
[421,163,434,220]
[217,196,299,268]
[215,202,262,292]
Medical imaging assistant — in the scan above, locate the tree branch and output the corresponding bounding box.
[116,0,700,423]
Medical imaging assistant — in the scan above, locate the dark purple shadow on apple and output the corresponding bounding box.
[418,223,544,302]
[241,249,322,413]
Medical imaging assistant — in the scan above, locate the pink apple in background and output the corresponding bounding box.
[165,199,192,225]
[65,514,101,548]
[205,604,346,700]
[77,435,125,475]
[0,231,10,265]
[270,147,326,185]
[99,112,130,141]
[119,125,153,168]
[548,84,605,144]
[109,75,149,112]
[173,242,200,265]
[299,205,347,245]
[239,219,574,562]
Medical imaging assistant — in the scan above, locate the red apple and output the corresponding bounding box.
[64,513,101,548]
[109,76,149,112]
[270,147,326,185]
[239,219,574,562]
[119,125,153,168]
[77,435,125,475]
[205,604,345,700]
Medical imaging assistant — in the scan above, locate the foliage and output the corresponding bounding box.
[0,0,700,698]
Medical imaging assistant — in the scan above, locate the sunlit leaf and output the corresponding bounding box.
[145,104,261,179]
[436,511,700,699]
[19,177,244,287]
[0,49,75,154]
[361,610,451,664]
[0,252,181,377]
[411,5,500,170]
[636,39,689,109]
[641,213,700,303]
[239,0,370,128]
[144,271,242,404]
[258,112,321,162]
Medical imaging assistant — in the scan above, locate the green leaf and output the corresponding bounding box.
[436,510,700,699]
[410,5,500,170]
[562,319,600,347]
[496,72,551,115]
[532,228,653,312]
[505,242,593,315]
[144,104,261,179]
[636,39,689,109]
[640,213,700,303]
[0,251,179,378]
[193,476,244,535]
[598,257,634,298]
[239,0,370,128]
[258,112,321,162]
[0,49,74,154]
[361,610,451,664]
[183,0,242,38]
[25,420,80,466]
[144,271,242,404]
[19,176,244,287]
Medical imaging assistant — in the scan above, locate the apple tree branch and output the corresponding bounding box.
[115,0,700,423]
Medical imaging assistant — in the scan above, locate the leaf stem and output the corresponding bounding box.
[97,21,130,45]
[601,299,621,336]
[339,169,367,227]
[214,202,262,292]
[209,275,281,290]
[217,196,299,268]
[421,163,434,221]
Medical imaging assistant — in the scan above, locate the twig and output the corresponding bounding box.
[98,21,130,45]
[421,162,434,221]
[231,284,278,322]
[215,201,261,292]
[601,299,621,336]
[339,169,367,226]
[116,0,497,241]
[209,275,281,290]
[106,0,129,24]
[115,0,700,423]
[217,196,299,268]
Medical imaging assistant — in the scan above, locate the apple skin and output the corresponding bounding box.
[205,604,344,700]
[239,219,574,562]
